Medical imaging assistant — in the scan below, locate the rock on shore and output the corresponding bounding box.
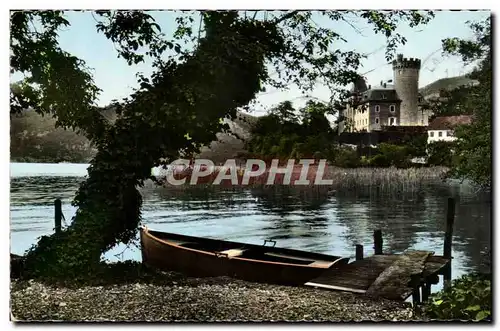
[11,274,418,322]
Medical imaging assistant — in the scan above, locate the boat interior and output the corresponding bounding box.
[147,229,348,268]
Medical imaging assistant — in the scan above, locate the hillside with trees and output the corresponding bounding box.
[419,75,479,99]
[10,106,258,163]
[10,110,96,163]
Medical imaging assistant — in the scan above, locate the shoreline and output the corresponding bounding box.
[10,271,421,322]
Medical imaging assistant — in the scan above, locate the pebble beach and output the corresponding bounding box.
[10,272,421,322]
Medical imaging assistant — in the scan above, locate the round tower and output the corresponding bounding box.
[392,54,421,126]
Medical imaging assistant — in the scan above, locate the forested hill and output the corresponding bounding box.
[419,75,479,99]
[10,110,96,163]
[10,107,258,163]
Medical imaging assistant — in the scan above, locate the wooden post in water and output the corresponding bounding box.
[422,282,431,302]
[443,197,455,289]
[355,244,364,261]
[54,199,62,234]
[374,229,383,255]
[410,274,421,305]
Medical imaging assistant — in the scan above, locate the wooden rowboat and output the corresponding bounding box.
[140,226,350,285]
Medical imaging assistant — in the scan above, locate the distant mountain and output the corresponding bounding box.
[191,111,258,163]
[10,110,96,163]
[419,75,479,99]
[10,107,258,163]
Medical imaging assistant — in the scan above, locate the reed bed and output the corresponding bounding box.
[325,166,449,192]
[156,165,449,194]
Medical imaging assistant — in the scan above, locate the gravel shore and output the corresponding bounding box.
[10,272,420,322]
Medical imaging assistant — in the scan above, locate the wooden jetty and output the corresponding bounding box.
[305,197,456,305]
[305,251,450,303]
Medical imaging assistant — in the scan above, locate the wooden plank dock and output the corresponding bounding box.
[305,252,450,301]
[305,197,456,305]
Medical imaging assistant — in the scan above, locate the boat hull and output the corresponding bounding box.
[140,227,349,286]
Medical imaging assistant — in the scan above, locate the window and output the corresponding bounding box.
[429,131,434,137]
[375,105,380,112]
[390,105,395,112]
[375,117,379,124]
[448,130,454,137]
[438,131,442,137]
[389,117,396,125]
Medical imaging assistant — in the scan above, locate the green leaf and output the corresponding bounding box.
[475,311,488,321]
[465,305,481,311]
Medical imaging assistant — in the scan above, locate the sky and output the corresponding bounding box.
[14,10,491,116]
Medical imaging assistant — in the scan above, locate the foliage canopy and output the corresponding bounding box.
[436,17,491,188]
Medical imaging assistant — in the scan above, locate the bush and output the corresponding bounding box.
[360,143,411,168]
[332,148,360,168]
[359,156,370,167]
[400,133,428,157]
[378,143,410,167]
[423,273,491,321]
[368,154,390,167]
[427,141,455,167]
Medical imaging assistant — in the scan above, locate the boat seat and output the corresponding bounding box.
[219,249,246,257]
[309,257,350,268]
[308,260,336,268]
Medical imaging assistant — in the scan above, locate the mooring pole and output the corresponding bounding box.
[54,198,62,234]
[374,229,383,255]
[443,197,455,289]
[411,274,421,305]
[422,282,431,302]
[355,244,364,261]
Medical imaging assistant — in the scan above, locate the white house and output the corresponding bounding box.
[427,115,473,144]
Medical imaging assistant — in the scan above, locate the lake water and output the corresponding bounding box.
[10,163,491,293]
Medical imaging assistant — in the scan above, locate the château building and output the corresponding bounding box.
[339,54,432,133]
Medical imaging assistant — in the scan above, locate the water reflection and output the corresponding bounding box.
[239,188,329,251]
[10,176,84,206]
